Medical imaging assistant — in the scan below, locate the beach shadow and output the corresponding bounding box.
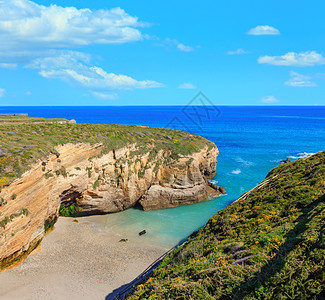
[105,259,162,300]
[105,241,182,300]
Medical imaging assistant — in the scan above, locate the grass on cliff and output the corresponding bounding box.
[128,152,325,300]
[0,115,215,188]
[0,116,67,123]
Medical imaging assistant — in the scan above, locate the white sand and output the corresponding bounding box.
[0,216,167,300]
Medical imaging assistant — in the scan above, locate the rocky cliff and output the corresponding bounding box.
[0,138,222,270]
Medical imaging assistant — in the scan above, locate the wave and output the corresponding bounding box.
[289,152,315,159]
[210,179,219,185]
[235,157,254,166]
[218,193,227,197]
[231,169,241,175]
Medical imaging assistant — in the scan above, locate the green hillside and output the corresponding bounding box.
[129,152,325,299]
[0,115,214,188]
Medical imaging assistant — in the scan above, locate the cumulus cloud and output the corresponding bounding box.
[0,0,143,63]
[0,1,164,98]
[226,48,250,55]
[27,51,164,90]
[0,88,5,97]
[178,83,197,89]
[177,43,194,52]
[258,51,325,67]
[247,25,280,35]
[285,71,317,87]
[261,96,279,104]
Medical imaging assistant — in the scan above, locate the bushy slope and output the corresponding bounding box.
[129,152,325,299]
[0,116,214,187]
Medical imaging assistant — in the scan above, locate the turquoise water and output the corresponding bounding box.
[1,106,324,248]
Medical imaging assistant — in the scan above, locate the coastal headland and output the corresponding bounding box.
[0,116,224,271]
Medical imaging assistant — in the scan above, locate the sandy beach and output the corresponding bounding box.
[0,216,167,300]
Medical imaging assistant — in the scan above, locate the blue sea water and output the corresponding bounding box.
[1,106,325,248]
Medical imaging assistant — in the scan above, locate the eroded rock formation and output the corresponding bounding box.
[0,142,222,270]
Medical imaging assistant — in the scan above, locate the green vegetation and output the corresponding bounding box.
[0,216,10,229]
[44,219,56,232]
[55,166,67,178]
[0,115,67,123]
[93,179,100,190]
[0,197,7,206]
[0,116,214,188]
[0,208,29,229]
[86,167,92,178]
[129,152,325,300]
[153,161,161,175]
[59,203,82,217]
[44,172,54,179]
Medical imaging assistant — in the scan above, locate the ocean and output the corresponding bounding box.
[1,105,325,248]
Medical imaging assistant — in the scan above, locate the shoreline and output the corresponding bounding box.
[0,216,166,300]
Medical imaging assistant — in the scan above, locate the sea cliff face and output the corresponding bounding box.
[0,141,221,270]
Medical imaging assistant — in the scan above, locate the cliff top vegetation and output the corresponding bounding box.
[129,151,325,299]
[0,115,215,187]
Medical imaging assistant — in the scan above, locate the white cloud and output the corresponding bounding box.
[285,71,317,87]
[177,43,194,52]
[26,91,32,95]
[247,25,280,35]
[258,51,325,67]
[91,91,118,100]
[0,1,164,99]
[226,48,250,55]
[27,51,164,90]
[0,88,5,97]
[0,0,143,63]
[178,83,197,89]
[0,63,17,69]
[261,96,279,104]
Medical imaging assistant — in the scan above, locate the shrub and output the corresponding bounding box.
[128,152,325,300]
[44,219,55,232]
[59,203,82,217]
[45,172,54,179]
[0,197,7,206]
[138,170,145,178]
[93,180,100,190]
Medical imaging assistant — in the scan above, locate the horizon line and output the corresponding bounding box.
[0,105,324,108]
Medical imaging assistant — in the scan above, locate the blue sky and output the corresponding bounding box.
[0,0,325,106]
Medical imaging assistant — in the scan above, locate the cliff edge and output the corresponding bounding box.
[0,117,223,270]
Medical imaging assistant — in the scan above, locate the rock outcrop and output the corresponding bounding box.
[0,142,222,270]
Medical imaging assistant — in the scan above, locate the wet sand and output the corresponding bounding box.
[0,216,166,300]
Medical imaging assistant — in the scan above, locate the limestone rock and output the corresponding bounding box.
[0,142,223,269]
